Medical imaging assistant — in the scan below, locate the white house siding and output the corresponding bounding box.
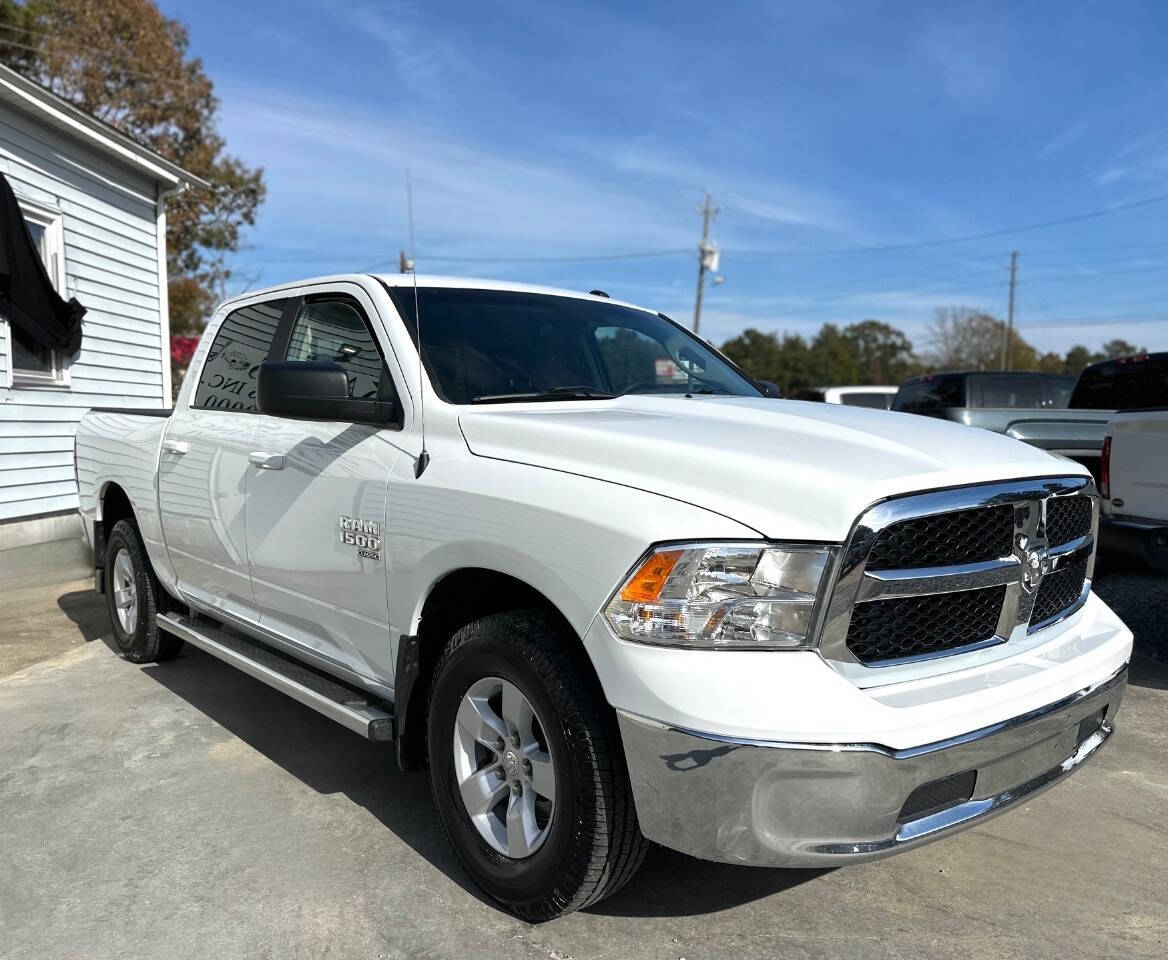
[0,98,167,524]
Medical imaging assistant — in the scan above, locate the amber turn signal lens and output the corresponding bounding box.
[619,549,683,603]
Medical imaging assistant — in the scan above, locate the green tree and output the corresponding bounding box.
[597,327,658,391]
[1099,338,1147,360]
[719,328,785,381]
[843,319,917,384]
[1062,344,1099,374]
[1036,351,1064,373]
[806,323,860,386]
[719,328,817,394]
[0,0,265,332]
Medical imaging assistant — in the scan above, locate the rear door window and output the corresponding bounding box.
[193,299,288,412]
[893,376,963,413]
[1045,376,1075,409]
[976,375,1043,408]
[840,392,892,409]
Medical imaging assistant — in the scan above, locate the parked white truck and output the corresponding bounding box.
[75,275,1132,920]
[1100,402,1168,572]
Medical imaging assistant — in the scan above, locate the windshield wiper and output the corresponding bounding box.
[471,386,617,404]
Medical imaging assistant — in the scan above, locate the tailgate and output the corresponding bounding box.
[1110,412,1168,521]
[1003,414,1109,453]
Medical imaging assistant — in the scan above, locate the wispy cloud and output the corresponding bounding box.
[1096,134,1168,186]
[1038,117,1090,159]
[919,19,1004,106]
[591,140,849,233]
[340,0,479,109]
[216,86,699,262]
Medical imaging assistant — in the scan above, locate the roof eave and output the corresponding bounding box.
[0,63,210,191]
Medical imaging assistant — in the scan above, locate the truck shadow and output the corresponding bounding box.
[140,646,810,919]
[586,848,827,918]
[57,588,112,643]
[1129,653,1168,691]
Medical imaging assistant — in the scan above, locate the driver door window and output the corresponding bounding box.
[284,297,393,405]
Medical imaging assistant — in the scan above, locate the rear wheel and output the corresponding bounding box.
[427,611,647,921]
[104,519,184,663]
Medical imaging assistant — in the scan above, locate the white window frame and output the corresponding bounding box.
[6,198,70,389]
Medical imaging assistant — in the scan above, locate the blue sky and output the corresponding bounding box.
[162,0,1168,354]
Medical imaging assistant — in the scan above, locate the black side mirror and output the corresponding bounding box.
[258,361,397,425]
[759,380,783,399]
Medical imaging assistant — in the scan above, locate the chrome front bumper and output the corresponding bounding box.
[618,664,1127,866]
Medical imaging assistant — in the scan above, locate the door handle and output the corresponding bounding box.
[249,451,286,470]
[161,439,189,455]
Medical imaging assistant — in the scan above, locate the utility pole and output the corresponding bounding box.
[399,168,416,274]
[1001,250,1018,369]
[692,189,720,336]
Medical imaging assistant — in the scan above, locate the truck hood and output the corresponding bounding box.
[458,396,1086,541]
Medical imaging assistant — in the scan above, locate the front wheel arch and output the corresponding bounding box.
[394,568,601,772]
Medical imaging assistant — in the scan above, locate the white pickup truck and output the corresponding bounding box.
[1100,402,1168,572]
[75,275,1132,920]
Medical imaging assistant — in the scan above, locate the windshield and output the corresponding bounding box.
[388,287,763,404]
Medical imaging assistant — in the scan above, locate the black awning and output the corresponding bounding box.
[0,171,85,356]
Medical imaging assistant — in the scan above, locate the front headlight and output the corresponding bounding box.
[604,542,835,650]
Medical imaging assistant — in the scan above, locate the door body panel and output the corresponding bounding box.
[157,295,290,621]
[157,410,257,618]
[245,417,403,679]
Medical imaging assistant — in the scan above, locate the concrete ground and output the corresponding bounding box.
[1,541,1166,960]
[0,537,105,677]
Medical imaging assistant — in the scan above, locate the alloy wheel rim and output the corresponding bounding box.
[452,676,557,858]
[112,547,138,635]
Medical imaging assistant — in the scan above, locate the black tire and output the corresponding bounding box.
[427,611,648,921]
[104,518,184,663]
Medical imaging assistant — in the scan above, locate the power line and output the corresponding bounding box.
[387,249,691,265]
[382,187,1168,266]
[964,239,1168,261]
[721,191,1168,257]
[1021,311,1168,330]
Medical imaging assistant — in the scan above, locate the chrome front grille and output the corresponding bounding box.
[820,477,1098,675]
[1031,556,1090,628]
[845,584,1006,663]
[865,504,1014,570]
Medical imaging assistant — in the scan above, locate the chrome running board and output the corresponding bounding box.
[157,612,394,741]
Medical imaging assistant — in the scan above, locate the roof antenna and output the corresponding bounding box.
[411,261,429,478]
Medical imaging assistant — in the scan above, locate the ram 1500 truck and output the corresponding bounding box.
[76,275,1133,921]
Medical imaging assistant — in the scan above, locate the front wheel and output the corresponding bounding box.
[427,611,647,921]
